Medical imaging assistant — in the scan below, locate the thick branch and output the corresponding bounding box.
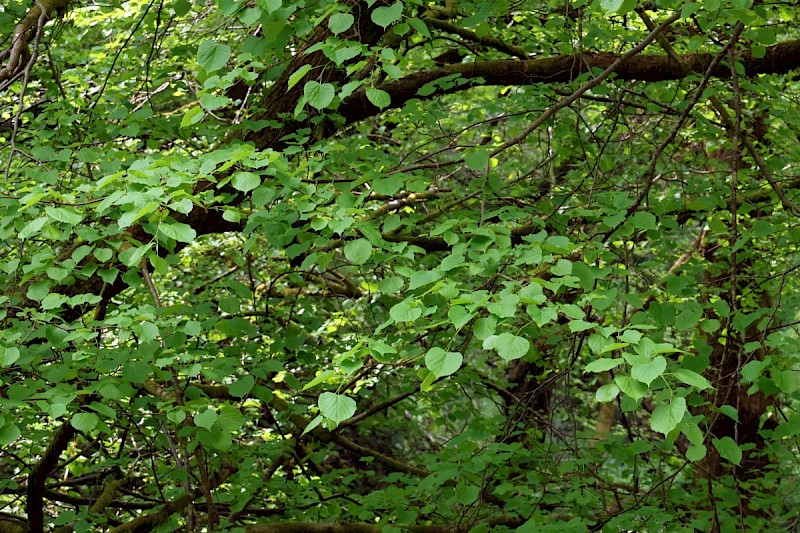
[340,39,800,124]
[26,421,76,533]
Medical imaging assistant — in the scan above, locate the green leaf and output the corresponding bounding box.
[194,408,218,429]
[122,361,150,384]
[455,484,480,505]
[371,1,403,28]
[712,437,742,465]
[585,358,623,373]
[71,413,99,432]
[119,244,153,267]
[568,319,594,333]
[464,148,489,171]
[599,0,637,15]
[45,206,83,225]
[615,375,648,400]
[302,414,324,436]
[673,368,711,390]
[181,105,205,128]
[288,65,313,90]
[718,404,739,422]
[631,210,656,230]
[199,93,230,111]
[0,423,21,445]
[630,356,666,386]
[484,333,530,361]
[318,392,356,424]
[229,375,255,397]
[302,370,335,390]
[650,397,686,436]
[329,13,354,34]
[408,17,430,38]
[366,87,391,109]
[1,346,20,366]
[447,306,473,330]
[256,0,281,13]
[94,248,113,262]
[390,301,421,322]
[596,383,620,402]
[344,238,373,265]
[159,222,197,243]
[407,271,441,291]
[27,281,50,301]
[18,217,47,239]
[304,81,336,110]
[197,40,232,72]
[425,347,463,378]
[232,171,261,192]
[686,445,706,462]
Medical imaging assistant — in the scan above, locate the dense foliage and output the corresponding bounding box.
[1,0,800,531]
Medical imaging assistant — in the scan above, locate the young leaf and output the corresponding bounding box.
[318,392,356,424]
[650,397,686,436]
[712,437,742,465]
[585,358,624,373]
[425,347,463,378]
[159,222,197,243]
[232,171,261,192]
[329,13,354,34]
[371,1,403,28]
[344,238,373,265]
[197,40,231,72]
[229,375,256,397]
[484,333,530,361]
[304,81,335,110]
[390,301,421,322]
[194,408,218,430]
[288,64,313,90]
[366,87,391,109]
[686,444,707,462]
[630,355,667,386]
[302,414,324,436]
[596,383,620,402]
[71,413,99,432]
[673,368,712,390]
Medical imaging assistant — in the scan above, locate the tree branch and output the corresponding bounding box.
[26,420,76,533]
[340,39,800,124]
[107,463,237,533]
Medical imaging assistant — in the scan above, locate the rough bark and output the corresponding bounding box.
[340,39,800,124]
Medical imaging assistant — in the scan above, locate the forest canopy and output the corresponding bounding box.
[1,0,800,531]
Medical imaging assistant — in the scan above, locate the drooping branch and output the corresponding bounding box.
[339,39,800,124]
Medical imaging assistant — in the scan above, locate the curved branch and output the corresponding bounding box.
[340,39,800,124]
